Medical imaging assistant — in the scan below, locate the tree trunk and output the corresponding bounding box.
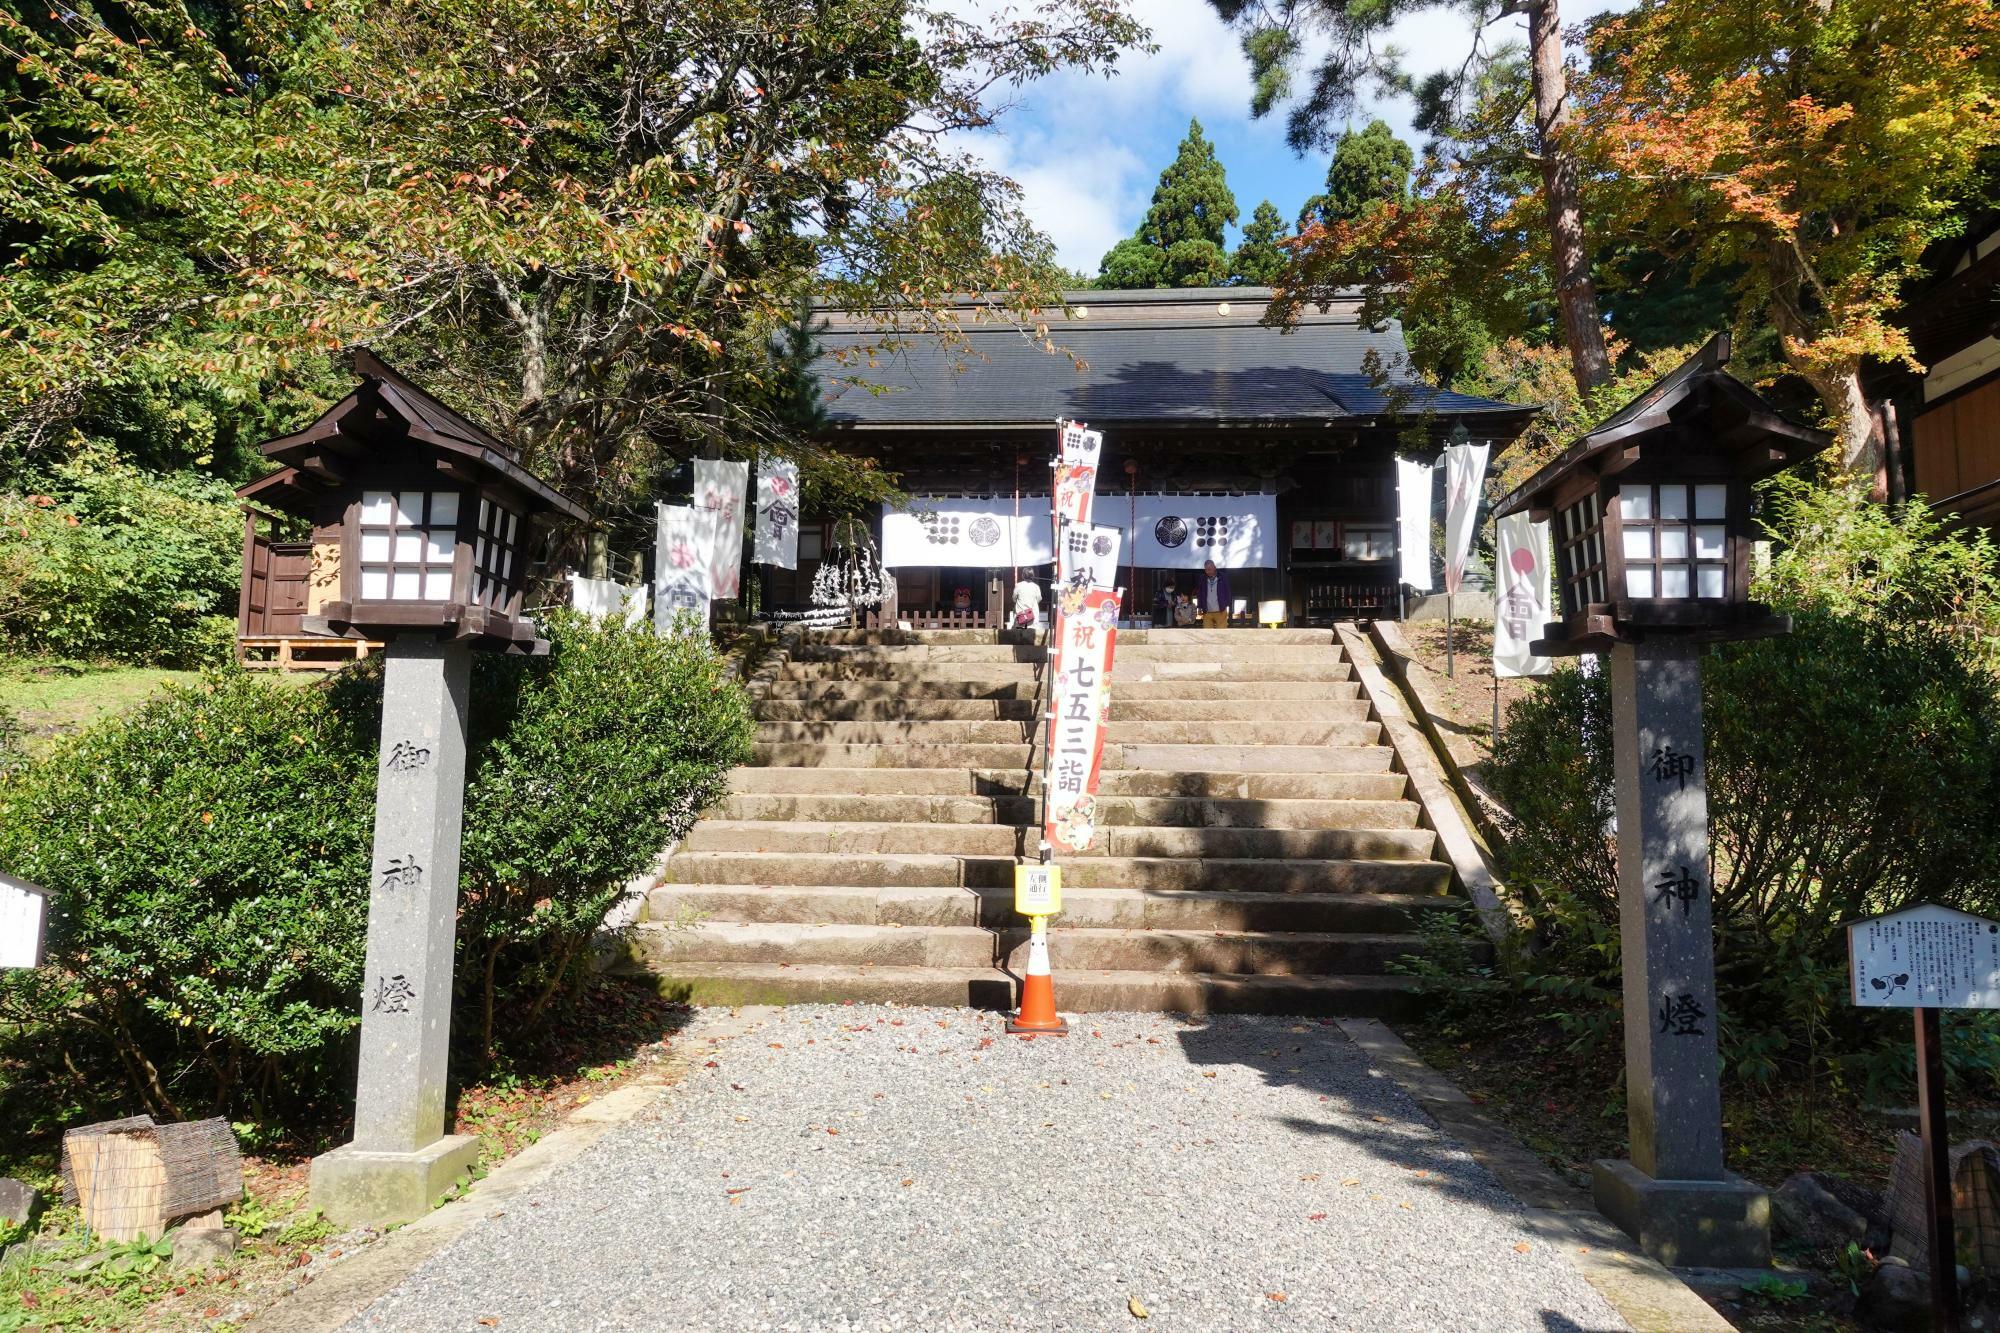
[1526,0,1612,395]
[1825,364,1882,484]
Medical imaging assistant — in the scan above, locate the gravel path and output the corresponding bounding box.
[348,1006,1630,1332]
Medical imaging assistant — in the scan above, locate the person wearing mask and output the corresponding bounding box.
[1197,559,1231,629]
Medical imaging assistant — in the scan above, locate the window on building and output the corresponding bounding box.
[473,497,522,608]
[358,490,457,602]
[1618,483,1727,600]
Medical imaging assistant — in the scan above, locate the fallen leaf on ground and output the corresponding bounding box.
[1341,1178,1360,1186]
[1300,1173,1320,1181]
[1266,1292,1288,1302]
[1308,1212,1327,1221]
[1128,1296,1149,1318]
[1200,1071,1217,1079]
[478,1320,499,1327]
[1514,1242,1532,1253]
[901,1179,914,1187]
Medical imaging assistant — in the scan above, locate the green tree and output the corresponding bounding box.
[1298,120,1412,230]
[1210,0,1614,393]
[1096,119,1240,288]
[0,0,1148,555]
[1230,200,1291,286]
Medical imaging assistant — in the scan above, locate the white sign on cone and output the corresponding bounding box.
[0,873,47,969]
[754,459,801,569]
[568,573,649,627]
[654,503,713,631]
[694,460,748,599]
[1493,512,1554,679]
[1396,456,1435,592]
[1442,440,1490,595]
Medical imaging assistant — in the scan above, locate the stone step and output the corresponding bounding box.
[680,820,1435,861]
[715,793,1421,830]
[632,920,1449,975]
[750,720,1382,747]
[759,678,1359,702]
[782,661,1358,683]
[794,627,1338,648]
[792,643,1350,665]
[661,851,1451,892]
[750,742,1396,771]
[646,883,1451,933]
[783,662,1043,683]
[752,697,1374,723]
[725,767,1411,801]
[620,960,1422,1017]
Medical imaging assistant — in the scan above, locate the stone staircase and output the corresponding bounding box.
[626,628,1471,1015]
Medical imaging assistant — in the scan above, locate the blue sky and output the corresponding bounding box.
[958,0,1623,277]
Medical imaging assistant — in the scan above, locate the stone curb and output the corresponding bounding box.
[1335,1017,1734,1333]
[1369,620,1512,850]
[1332,623,1522,949]
[247,1006,781,1332]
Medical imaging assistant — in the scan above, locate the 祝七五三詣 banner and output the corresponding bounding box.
[1043,585,1122,855]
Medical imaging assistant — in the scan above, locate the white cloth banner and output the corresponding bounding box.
[654,503,712,630]
[694,460,748,599]
[569,573,649,627]
[754,459,800,570]
[1057,522,1122,605]
[1101,493,1279,570]
[1493,512,1554,679]
[881,497,1053,569]
[1055,422,1104,529]
[1396,456,1435,592]
[1442,441,1490,595]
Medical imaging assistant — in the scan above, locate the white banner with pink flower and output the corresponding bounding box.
[1493,511,1554,678]
[694,459,748,599]
[654,502,712,631]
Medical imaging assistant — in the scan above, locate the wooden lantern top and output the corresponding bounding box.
[237,351,586,652]
[1492,334,1832,654]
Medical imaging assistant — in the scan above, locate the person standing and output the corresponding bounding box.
[1197,560,1231,629]
[1152,581,1175,629]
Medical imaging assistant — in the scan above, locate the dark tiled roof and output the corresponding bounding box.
[811,292,1526,429]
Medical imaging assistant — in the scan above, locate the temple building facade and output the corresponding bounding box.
[782,287,1533,627]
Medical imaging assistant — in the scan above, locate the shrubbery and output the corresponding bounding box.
[0,613,753,1128]
[1484,483,2000,1101]
[0,454,242,668]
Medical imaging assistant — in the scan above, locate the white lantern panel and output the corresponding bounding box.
[394,532,422,562]
[360,531,391,562]
[392,569,421,600]
[360,491,394,524]
[430,491,460,527]
[1619,489,1653,522]
[425,531,454,564]
[424,570,453,601]
[1659,528,1690,560]
[1661,565,1691,598]
[1658,486,1689,522]
[1623,528,1654,560]
[503,511,518,542]
[1694,525,1726,559]
[1626,567,1656,598]
[396,491,424,525]
[1698,566,1725,598]
[360,567,390,599]
[1695,484,1728,519]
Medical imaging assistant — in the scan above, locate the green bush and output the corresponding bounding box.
[1486,483,2000,1099]
[457,610,756,1054]
[0,615,754,1127]
[0,454,242,668]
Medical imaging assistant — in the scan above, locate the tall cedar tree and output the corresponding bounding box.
[1579,0,2000,477]
[0,0,1147,559]
[1210,0,1612,393]
[1230,201,1291,286]
[1097,119,1240,288]
[1298,120,1412,230]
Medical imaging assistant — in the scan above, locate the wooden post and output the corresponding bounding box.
[1917,1006,1962,1333]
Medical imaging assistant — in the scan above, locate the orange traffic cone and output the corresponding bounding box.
[1007,915,1068,1035]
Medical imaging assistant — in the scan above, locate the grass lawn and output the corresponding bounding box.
[0,658,200,752]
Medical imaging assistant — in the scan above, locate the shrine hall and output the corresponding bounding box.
[781,287,1535,628]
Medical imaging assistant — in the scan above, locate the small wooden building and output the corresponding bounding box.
[793,287,1534,627]
[235,351,585,665]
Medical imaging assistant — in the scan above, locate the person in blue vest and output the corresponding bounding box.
[1198,560,1232,629]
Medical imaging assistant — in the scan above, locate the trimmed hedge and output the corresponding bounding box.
[0,612,753,1124]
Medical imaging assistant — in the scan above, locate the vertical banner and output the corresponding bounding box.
[1396,455,1436,592]
[694,460,749,599]
[1493,512,1554,679]
[1053,420,1103,588]
[569,573,649,627]
[1057,523,1122,608]
[754,459,801,570]
[1044,586,1122,855]
[654,503,713,631]
[1442,440,1490,595]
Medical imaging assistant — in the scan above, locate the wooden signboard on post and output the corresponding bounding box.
[0,872,48,970]
[1846,903,2000,1333]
